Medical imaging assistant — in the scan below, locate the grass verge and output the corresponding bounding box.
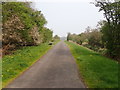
[65,41,118,88]
[2,41,59,88]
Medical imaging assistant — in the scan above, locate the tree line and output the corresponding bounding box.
[67,0,120,61]
[2,2,54,55]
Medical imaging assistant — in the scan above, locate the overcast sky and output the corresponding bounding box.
[31,0,105,37]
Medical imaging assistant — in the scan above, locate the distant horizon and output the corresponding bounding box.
[32,1,105,37]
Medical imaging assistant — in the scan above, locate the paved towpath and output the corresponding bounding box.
[6,41,85,88]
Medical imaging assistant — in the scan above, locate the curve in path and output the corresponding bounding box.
[6,41,85,88]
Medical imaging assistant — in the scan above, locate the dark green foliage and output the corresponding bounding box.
[101,21,120,59]
[54,35,60,40]
[41,27,53,43]
[67,33,71,41]
[2,2,53,55]
[32,11,47,29]
[95,0,120,60]
[88,29,103,48]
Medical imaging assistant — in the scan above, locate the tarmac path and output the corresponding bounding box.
[6,41,85,88]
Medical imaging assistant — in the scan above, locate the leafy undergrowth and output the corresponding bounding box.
[2,42,58,88]
[65,41,118,88]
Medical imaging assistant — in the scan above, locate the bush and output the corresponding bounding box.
[2,2,53,55]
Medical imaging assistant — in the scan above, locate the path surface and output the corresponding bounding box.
[6,41,85,88]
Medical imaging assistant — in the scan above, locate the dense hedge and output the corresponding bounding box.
[2,2,53,55]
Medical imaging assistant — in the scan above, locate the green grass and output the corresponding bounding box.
[2,42,58,88]
[65,41,118,88]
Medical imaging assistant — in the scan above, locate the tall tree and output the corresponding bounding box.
[54,35,60,40]
[94,0,120,59]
